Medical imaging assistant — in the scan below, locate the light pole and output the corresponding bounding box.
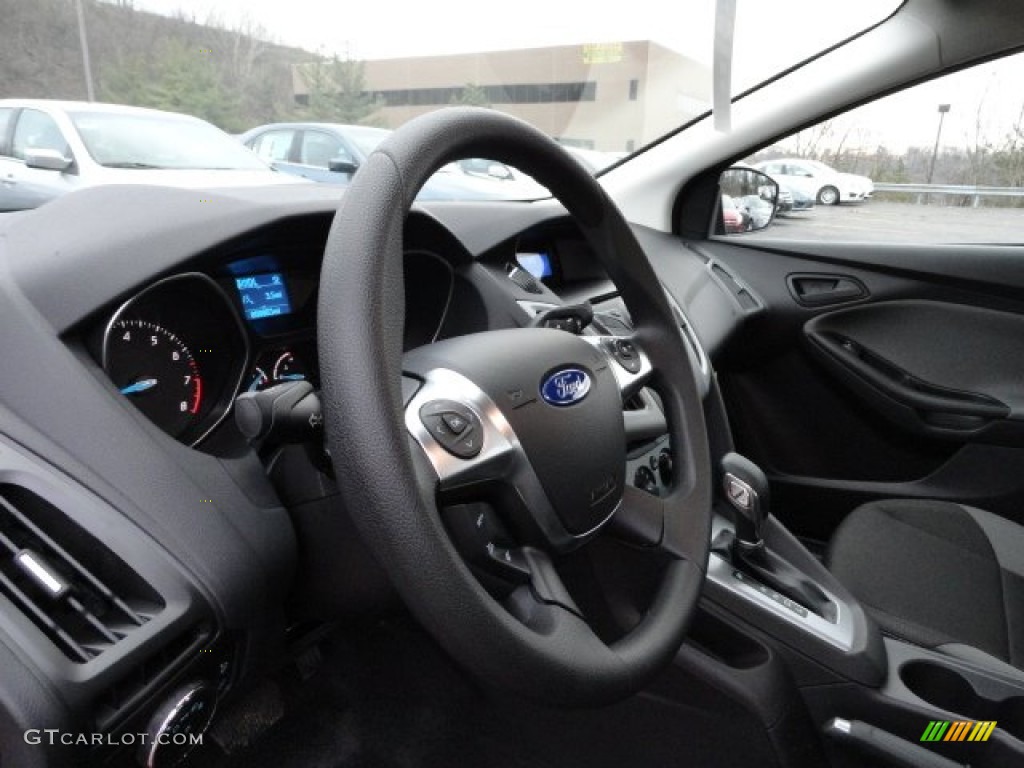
[926,103,950,185]
[74,0,96,102]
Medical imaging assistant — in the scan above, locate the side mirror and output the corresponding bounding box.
[24,148,72,172]
[718,167,778,234]
[328,158,359,174]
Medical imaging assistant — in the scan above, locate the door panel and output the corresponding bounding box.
[698,239,1024,541]
[805,301,1024,443]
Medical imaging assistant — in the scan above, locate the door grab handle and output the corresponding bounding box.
[788,273,867,306]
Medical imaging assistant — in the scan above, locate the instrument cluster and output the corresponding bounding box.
[95,246,454,448]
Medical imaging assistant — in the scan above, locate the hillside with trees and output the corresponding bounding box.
[0,0,382,132]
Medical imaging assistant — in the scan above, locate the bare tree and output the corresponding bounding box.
[790,119,835,159]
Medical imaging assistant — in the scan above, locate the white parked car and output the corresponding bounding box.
[754,157,873,205]
[0,100,305,212]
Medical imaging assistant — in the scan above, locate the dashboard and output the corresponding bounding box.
[0,183,748,767]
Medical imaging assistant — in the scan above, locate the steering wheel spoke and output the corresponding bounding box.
[607,483,702,561]
[405,362,622,553]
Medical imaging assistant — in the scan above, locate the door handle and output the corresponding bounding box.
[788,273,867,306]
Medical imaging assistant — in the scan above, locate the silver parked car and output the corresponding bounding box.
[0,100,305,212]
[239,121,549,200]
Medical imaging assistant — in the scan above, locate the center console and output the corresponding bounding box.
[676,451,1024,768]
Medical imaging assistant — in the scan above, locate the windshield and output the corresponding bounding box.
[70,111,269,170]
[3,0,900,205]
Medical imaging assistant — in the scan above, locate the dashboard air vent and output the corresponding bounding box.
[0,484,163,662]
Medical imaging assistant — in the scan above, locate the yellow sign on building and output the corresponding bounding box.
[582,43,624,64]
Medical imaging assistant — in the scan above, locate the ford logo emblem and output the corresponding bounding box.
[540,368,591,407]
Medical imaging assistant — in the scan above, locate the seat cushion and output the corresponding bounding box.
[826,499,1024,668]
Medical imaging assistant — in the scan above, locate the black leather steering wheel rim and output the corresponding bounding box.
[318,107,712,705]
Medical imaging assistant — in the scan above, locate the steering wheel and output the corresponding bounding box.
[318,108,712,705]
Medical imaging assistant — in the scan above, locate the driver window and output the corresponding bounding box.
[300,131,352,169]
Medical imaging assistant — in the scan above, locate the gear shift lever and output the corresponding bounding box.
[719,452,834,619]
[721,452,768,552]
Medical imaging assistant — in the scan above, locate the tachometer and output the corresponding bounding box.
[104,320,203,438]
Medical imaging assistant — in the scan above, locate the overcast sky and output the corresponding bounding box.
[121,0,1024,155]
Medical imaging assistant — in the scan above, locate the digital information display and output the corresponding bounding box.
[235,273,292,321]
[517,252,552,279]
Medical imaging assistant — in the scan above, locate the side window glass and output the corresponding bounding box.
[12,110,70,161]
[248,130,294,162]
[728,50,1024,243]
[300,132,352,168]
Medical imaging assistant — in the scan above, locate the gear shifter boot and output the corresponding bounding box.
[735,539,835,620]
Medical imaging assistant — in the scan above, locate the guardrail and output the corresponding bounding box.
[873,182,1024,206]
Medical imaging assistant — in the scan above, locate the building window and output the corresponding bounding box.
[628,79,639,101]
[365,81,598,107]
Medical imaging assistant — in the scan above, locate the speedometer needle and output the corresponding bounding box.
[120,378,158,395]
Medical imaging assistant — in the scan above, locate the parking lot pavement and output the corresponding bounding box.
[739,200,1024,244]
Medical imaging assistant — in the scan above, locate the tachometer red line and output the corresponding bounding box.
[190,362,203,415]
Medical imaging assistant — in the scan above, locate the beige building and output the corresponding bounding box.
[294,41,710,152]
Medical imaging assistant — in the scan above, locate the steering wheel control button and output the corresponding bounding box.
[485,543,531,582]
[443,504,529,585]
[452,430,482,458]
[606,338,643,374]
[441,412,469,434]
[419,400,483,458]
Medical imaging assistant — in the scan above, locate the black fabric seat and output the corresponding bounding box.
[827,498,1024,670]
